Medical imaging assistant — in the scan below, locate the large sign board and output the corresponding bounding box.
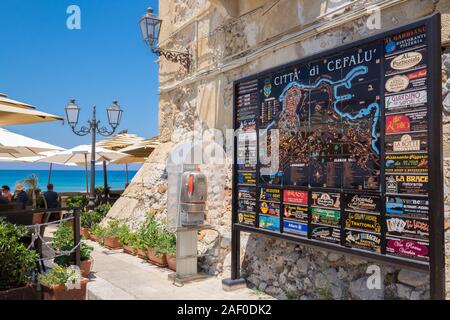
[232,14,443,282]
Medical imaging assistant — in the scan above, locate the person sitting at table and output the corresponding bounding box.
[1,185,13,202]
[0,194,9,204]
[43,184,60,209]
[13,184,29,209]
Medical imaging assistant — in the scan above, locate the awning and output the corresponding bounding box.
[0,128,65,158]
[0,93,63,126]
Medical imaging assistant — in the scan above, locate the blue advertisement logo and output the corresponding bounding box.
[385,40,396,54]
[283,220,308,236]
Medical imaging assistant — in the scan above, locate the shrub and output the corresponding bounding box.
[91,225,106,243]
[66,195,88,209]
[80,211,103,230]
[103,220,128,238]
[38,265,81,288]
[0,222,38,291]
[135,215,176,256]
[52,222,93,266]
[155,230,176,256]
[95,203,111,217]
[118,225,138,246]
[137,215,162,249]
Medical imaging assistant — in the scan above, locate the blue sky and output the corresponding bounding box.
[0,0,159,170]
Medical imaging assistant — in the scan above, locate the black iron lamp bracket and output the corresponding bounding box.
[152,47,191,71]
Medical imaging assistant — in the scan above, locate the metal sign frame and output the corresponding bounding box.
[230,14,444,299]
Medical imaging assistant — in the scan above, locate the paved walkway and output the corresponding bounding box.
[86,241,272,300]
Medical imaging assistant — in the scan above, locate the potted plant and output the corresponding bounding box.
[22,174,40,209]
[158,231,176,271]
[38,266,88,300]
[139,215,168,267]
[118,225,138,255]
[103,220,126,250]
[0,222,39,300]
[52,222,94,278]
[80,210,103,239]
[135,235,148,260]
[90,224,105,244]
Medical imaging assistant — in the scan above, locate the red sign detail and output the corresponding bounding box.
[386,115,411,134]
[283,190,308,205]
[387,239,428,257]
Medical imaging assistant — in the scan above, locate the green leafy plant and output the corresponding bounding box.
[0,222,39,291]
[66,195,88,209]
[95,203,111,217]
[21,174,40,208]
[91,225,106,243]
[52,222,93,266]
[137,215,162,250]
[103,220,127,238]
[38,265,81,288]
[155,230,176,256]
[80,211,103,230]
[118,225,138,246]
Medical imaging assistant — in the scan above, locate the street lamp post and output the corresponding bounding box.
[139,7,191,70]
[65,99,123,210]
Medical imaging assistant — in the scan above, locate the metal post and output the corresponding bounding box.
[84,154,89,195]
[231,227,241,279]
[73,208,81,268]
[103,161,108,202]
[47,163,53,185]
[88,107,97,211]
[428,13,445,300]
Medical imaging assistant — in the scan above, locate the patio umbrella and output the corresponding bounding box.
[37,145,127,193]
[0,93,63,126]
[97,132,149,191]
[0,128,64,158]
[118,137,160,158]
[111,155,147,186]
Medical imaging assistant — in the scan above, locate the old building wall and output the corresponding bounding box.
[106,0,450,299]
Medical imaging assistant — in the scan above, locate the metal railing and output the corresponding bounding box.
[0,207,82,267]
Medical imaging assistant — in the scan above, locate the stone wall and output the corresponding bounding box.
[106,0,450,299]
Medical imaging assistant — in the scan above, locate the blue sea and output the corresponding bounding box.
[0,170,137,192]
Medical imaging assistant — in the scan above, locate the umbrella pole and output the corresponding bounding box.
[47,163,53,185]
[103,161,108,202]
[126,163,129,186]
[85,154,89,195]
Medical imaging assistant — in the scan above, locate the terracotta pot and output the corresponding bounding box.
[167,254,176,271]
[41,278,88,300]
[137,248,148,259]
[33,213,44,225]
[104,236,122,249]
[147,248,168,267]
[0,284,39,300]
[123,245,137,255]
[80,228,91,240]
[90,235,99,242]
[80,260,93,278]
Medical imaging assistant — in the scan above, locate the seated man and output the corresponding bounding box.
[14,184,28,209]
[43,184,60,209]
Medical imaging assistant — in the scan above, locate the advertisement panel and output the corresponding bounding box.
[233,16,442,273]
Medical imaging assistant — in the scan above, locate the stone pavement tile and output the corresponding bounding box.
[87,241,273,300]
[87,276,136,300]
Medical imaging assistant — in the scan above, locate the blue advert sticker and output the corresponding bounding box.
[283,220,308,236]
